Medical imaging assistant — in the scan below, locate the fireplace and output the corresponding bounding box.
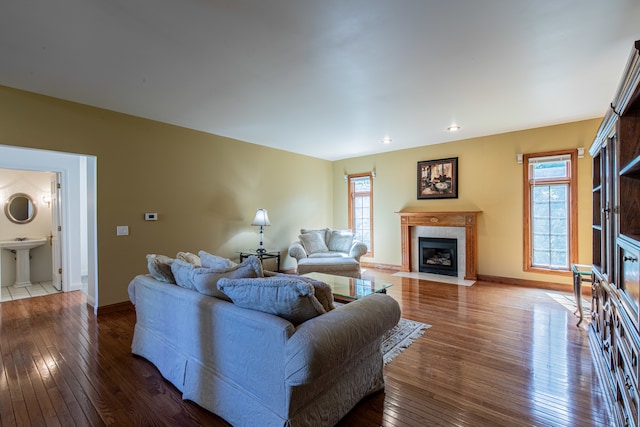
[419,237,458,277]
[397,211,480,280]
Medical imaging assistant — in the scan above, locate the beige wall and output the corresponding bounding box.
[333,119,601,284]
[0,85,601,305]
[0,86,332,306]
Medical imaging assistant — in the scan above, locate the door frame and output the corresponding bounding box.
[0,144,98,311]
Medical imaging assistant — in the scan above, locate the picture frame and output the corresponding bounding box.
[417,157,458,199]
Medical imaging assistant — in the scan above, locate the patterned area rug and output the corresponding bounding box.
[382,317,431,365]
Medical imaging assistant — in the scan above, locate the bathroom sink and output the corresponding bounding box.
[0,238,48,287]
[0,238,47,251]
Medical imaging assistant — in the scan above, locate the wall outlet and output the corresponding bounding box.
[145,212,158,221]
[116,225,129,236]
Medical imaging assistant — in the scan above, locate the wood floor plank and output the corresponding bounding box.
[0,270,612,426]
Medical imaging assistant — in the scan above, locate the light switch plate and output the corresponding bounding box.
[116,225,129,236]
[145,212,157,221]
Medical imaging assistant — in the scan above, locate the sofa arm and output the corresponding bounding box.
[284,293,401,385]
[288,241,308,261]
[349,240,368,261]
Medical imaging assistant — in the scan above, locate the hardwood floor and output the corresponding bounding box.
[0,270,612,426]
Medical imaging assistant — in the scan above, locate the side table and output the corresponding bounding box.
[239,250,281,272]
[571,263,593,327]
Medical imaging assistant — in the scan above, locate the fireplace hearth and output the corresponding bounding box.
[419,237,458,277]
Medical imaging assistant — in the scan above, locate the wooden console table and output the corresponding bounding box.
[396,211,481,280]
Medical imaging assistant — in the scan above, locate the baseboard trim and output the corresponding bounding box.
[477,274,586,294]
[358,264,585,294]
[360,261,402,271]
[95,300,134,316]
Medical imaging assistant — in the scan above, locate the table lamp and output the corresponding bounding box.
[251,208,271,253]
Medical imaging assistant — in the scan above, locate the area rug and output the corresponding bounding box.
[382,317,431,365]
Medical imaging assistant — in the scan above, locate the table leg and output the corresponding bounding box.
[573,271,583,327]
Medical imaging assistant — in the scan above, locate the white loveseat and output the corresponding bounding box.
[128,259,400,426]
[288,228,368,278]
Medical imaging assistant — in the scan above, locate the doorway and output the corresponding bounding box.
[0,145,98,311]
[0,169,59,301]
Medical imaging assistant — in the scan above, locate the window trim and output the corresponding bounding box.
[523,149,577,274]
[347,173,373,257]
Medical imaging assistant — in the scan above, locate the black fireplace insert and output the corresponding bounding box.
[419,237,458,277]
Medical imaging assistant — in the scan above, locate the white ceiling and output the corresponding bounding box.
[1,1,639,161]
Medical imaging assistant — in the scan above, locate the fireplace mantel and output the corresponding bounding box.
[396,211,481,280]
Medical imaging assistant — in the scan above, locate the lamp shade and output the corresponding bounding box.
[251,208,271,227]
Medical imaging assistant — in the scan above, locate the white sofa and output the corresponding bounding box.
[288,228,368,278]
[128,273,400,427]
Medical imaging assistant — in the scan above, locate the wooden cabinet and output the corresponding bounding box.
[590,40,640,427]
[615,307,640,427]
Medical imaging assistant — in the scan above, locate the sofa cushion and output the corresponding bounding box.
[176,251,202,266]
[191,255,263,301]
[198,250,237,269]
[299,231,328,254]
[171,259,199,291]
[272,273,335,312]
[297,257,361,278]
[308,252,350,259]
[146,254,175,283]
[217,276,327,325]
[171,256,263,297]
[327,229,355,253]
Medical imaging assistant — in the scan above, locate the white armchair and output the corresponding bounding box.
[288,228,367,278]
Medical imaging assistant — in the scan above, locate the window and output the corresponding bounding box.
[348,173,373,256]
[524,150,577,272]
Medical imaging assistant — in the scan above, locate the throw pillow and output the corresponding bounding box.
[300,228,329,242]
[191,255,263,301]
[272,273,335,312]
[297,275,335,311]
[146,254,175,283]
[198,250,237,269]
[171,259,199,291]
[299,231,328,254]
[217,276,327,325]
[176,251,202,266]
[327,229,355,253]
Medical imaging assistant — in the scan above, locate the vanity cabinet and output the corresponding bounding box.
[590,40,640,427]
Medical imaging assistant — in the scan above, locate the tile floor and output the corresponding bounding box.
[0,281,61,302]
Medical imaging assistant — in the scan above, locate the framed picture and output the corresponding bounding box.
[417,157,458,199]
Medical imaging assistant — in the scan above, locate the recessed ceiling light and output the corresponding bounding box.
[382,136,392,144]
[447,124,461,132]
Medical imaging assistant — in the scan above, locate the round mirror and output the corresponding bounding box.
[4,193,38,224]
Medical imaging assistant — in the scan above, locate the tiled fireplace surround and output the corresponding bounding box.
[415,229,463,276]
[397,211,481,281]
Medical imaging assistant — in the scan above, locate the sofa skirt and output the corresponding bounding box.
[131,324,189,392]
[182,342,385,427]
[134,321,386,426]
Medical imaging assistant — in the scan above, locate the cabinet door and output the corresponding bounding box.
[598,135,617,283]
[593,149,604,271]
[618,237,640,327]
[596,283,616,374]
[616,307,640,427]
